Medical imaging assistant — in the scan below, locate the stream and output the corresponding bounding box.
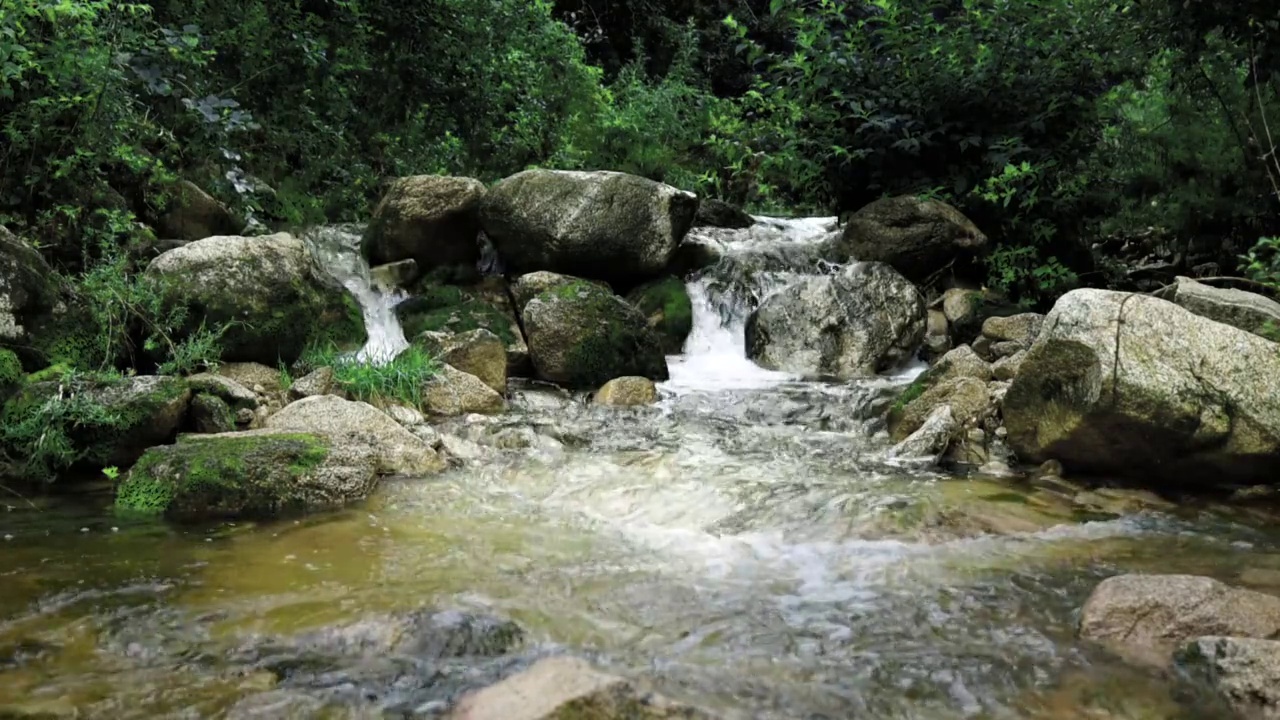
[3,219,1280,719]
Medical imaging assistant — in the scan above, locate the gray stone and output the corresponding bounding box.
[1155,276,1280,340]
[361,175,485,271]
[892,376,993,443]
[1177,636,1280,719]
[981,312,1044,344]
[824,196,988,283]
[0,226,59,361]
[930,345,993,385]
[1079,574,1280,668]
[991,351,1025,381]
[887,405,956,464]
[417,328,507,394]
[190,393,236,434]
[1004,289,1280,486]
[422,364,506,416]
[594,376,659,406]
[480,170,698,286]
[266,395,445,475]
[289,367,336,400]
[746,262,926,379]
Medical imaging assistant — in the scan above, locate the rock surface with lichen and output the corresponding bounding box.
[1004,289,1280,486]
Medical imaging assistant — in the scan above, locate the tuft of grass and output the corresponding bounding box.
[299,342,440,409]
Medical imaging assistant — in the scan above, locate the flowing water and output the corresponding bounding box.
[3,220,1280,719]
[303,225,409,365]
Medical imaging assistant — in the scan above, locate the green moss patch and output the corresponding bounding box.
[396,286,518,345]
[535,283,668,388]
[115,432,339,520]
[627,276,693,354]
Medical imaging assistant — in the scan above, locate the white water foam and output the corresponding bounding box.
[302,225,409,365]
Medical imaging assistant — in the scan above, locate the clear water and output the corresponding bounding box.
[0,219,1275,719]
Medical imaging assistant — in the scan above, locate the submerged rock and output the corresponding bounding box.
[361,175,486,272]
[746,262,925,379]
[115,430,378,520]
[422,364,506,416]
[1154,276,1280,340]
[452,656,719,720]
[824,196,988,283]
[1078,574,1280,668]
[480,169,698,287]
[1004,289,1280,486]
[265,395,446,475]
[627,277,693,355]
[1177,636,1280,719]
[145,233,365,365]
[522,278,668,389]
[594,376,659,407]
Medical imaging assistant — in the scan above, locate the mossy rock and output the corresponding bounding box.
[115,430,378,521]
[145,233,366,366]
[395,283,527,373]
[523,279,668,389]
[1,374,191,477]
[626,276,692,354]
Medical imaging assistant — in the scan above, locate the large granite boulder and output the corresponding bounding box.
[264,395,445,475]
[1154,276,1280,340]
[1004,289,1280,486]
[361,175,486,272]
[479,170,698,287]
[1177,636,1280,719]
[745,262,926,379]
[824,196,988,283]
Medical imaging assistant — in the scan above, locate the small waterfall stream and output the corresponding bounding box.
[302,224,410,365]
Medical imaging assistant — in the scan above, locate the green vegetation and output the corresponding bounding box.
[298,343,440,410]
[627,277,693,354]
[395,288,519,346]
[538,281,667,388]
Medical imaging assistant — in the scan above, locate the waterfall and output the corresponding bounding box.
[662,216,843,393]
[302,225,410,365]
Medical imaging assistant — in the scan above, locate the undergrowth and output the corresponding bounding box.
[298,343,440,409]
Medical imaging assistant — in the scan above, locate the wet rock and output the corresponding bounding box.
[188,372,259,409]
[115,430,378,520]
[417,329,507,395]
[452,656,718,720]
[922,308,951,360]
[1078,574,1280,667]
[594,376,659,406]
[1154,276,1280,340]
[146,233,365,365]
[981,313,1044,345]
[0,227,60,368]
[289,366,336,400]
[626,277,693,355]
[190,393,236,434]
[988,340,1025,359]
[362,175,485,272]
[891,377,992,443]
[991,351,1025,381]
[887,404,956,463]
[422,364,506,416]
[942,287,982,333]
[438,434,487,464]
[149,179,240,241]
[3,375,191,467]
[384,404,427,428]
[480,170,698,287]
[1177,636,1280,719]
[265,395,446,475]
[746,262,926,379]
[523,277,668,388]
[694,198,753,229]
[370,259,419,292]
[510,271,608,313]
[1004,289,1280,486]
[824,196,988,284]
[971,335,994,361]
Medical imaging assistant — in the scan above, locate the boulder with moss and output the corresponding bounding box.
[1,374,191,472]
[396,282,528,373]
[479,169,698,287]
[522,279,668,389]
[145,233,365,366]
[361,175,485,272]
[114,430,378,520]
[416,329,506,395]
[626,277,692,354]
[190,393,237,434]
[147,179,241,241]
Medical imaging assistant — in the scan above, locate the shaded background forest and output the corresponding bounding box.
[4,0,1280,304]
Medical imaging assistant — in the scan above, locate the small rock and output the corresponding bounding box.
[216,362,286,395]
[418,329,507,395]
[989,340,1025,359]
[942,288,982,327]
[930,345,993,384]
[369,259,419,292]
[991,350,1025,381]
[594,377,659,407]
[1038,459,1064,478]
[190,393,236,434]
[887,405,956,464]
[981,312,1045,345]
[188,373,259,409]
[384,404,427,427]
[977,459,1016,478]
